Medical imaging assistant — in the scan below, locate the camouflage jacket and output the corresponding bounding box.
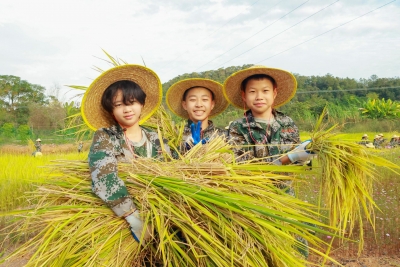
[180,120,226,153]
[89,124,170,217]
[227,109,300,163]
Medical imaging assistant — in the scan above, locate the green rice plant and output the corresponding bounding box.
[1,137,339,267]
[306,108,400,255]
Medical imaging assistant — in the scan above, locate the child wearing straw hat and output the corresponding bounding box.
[223,66,314,167]
[82,64,170,244]
[223,65,314,258]
[166,78,229,151]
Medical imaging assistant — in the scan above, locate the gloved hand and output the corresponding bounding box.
[190,121,202,145]
[287,140,315,163]
[125,210,150,245]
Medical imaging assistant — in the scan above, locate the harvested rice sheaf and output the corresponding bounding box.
[1,108,398,266]
[307,108,400,255]
[1,137,337,267]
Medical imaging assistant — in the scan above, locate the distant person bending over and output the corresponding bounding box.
[166,78,229,153]
[389,135,399,148]
[373,135,380,148]
[81,65,170,245]
[359,134,369,146]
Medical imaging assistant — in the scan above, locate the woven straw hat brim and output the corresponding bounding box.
[36,139,41,142]
[223,66,297,109]
[166,78,229,119]
[81,65,162,131]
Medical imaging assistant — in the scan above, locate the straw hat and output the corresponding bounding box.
[378,133,384,137]
[81,65,162,131]
[223,65,297,109]
[36,138,41,142]
[374,135,379,138]
[393,135,399,138]
[166,78,229,119]
[362,134,368,137]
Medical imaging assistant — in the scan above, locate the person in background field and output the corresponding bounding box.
[81,64,170,246]
[35,138,42,152]
[359,134,369,146]
[223,65,315,258]
[373,135,380,148]
[389,135,399,148]
[78,141,83,153]
[377,133,386,148]
[166,78,229,153]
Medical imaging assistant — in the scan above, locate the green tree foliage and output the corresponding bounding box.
[1,123,15,138]
[359,98,400,119]
[17,124,31,141]
[0,75,48,124]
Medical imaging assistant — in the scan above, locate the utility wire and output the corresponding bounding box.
[192,0,308,72]
[170,0,264,64]
[256,0,396,64]
[296,86,400,94]
[217,0,338,68]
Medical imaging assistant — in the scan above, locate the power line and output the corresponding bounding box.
[296,86,400,94]
[192,0,302,72]
[217,0,339,68]
[169,0,265,64]
[256,0,396,64]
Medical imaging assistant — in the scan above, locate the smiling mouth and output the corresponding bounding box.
[193,111,205,115]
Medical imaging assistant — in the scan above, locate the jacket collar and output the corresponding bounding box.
[186,119,215,132]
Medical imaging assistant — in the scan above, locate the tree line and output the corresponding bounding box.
[1,66,399,143]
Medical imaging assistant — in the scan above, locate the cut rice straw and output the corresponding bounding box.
[1,136,339,267]
[307,107,400,255]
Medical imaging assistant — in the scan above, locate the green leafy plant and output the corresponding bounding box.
[359,98,400,119]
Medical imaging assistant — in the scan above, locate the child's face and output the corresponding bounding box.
[112,90,143,127]
[241,78,277,118]
[182,87,215,123]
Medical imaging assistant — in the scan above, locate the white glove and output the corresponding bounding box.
[287,140,314,163]
[125,210,149,244]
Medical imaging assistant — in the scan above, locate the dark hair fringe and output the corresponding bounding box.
[241,74,277,92]
[101,80,146,114]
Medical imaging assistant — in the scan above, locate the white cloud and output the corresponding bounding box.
[0,0,399,101]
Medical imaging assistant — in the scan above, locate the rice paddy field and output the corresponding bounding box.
[0,132,399,266]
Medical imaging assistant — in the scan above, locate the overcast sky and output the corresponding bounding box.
[1,0,399,101]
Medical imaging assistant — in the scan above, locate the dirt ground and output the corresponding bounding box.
[1,253,400,266]
[322,256,400,267]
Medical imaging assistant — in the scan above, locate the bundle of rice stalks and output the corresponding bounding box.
[306,108,400,254]
[1,137,337,267]
[143,105,185,155]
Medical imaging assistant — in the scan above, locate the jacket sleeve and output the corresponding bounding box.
[227,121,251,162]
[88,129,135,217]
